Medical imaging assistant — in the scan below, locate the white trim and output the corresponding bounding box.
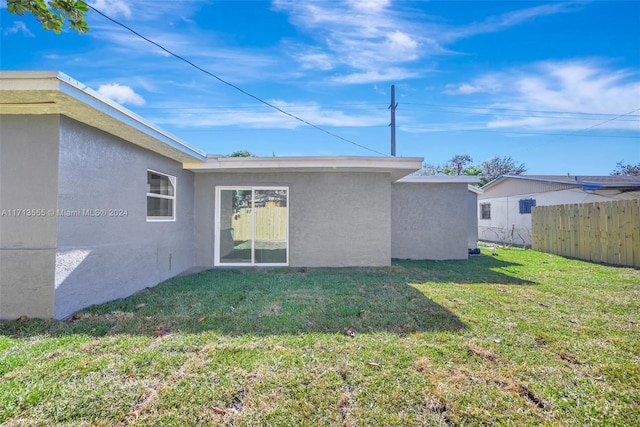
[146,169,176,222]
[215,186,289,267]
[184,156,423,182]
[467,185,484,195]
[0,71,206,163]
[396,175,481,184]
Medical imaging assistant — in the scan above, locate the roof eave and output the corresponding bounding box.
[396,175,481,184]
[184,155,424,181]
[0,71,206,163]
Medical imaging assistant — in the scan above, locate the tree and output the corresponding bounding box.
[479,155,526,186]
[611,161,640,176]
[414,156,481,177]
[447,154,473,176]
[226,150,257,157]
[6,0,89,33]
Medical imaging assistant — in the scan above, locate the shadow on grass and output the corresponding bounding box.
[392,253,536,286]
[0,255,531,339]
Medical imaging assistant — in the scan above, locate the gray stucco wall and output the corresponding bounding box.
[194,172,391,267]
[0,115,60,319]
[53,117,195,319]
[391,182,469,260]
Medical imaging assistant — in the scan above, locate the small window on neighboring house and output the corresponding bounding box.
[147,170,176,221]
[480,203,491,220]
[519,198,536,214]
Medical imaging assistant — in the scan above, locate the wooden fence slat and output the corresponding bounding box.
[532,199,640,268]
[232,206,287,241]
[631,199,640,267]
[622,200,633,267]
[591,202,600,263]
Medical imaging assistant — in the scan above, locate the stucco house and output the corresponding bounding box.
[478,174,640,247]
[1,71,479,320]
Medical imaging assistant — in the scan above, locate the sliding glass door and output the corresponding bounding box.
[216,187,288,266]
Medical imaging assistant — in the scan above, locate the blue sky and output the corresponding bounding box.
[1,0,639,175]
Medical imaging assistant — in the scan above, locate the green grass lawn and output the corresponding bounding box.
[1,248,638,426]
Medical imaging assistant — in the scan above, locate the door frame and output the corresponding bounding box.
[214,186,289,266]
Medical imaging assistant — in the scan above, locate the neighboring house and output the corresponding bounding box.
[478,175,640,247]
[0,71,478,320]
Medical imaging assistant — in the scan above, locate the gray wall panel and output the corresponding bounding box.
[194,172,391,267]
[391,182,469,260]
[53,117,195,319]
[0,115,59,319]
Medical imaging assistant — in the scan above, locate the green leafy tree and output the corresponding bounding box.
[226,150,256,158]
[611,161,640,176]
[462,166,482,177]
[480,155,526,186]
[6,0,89,33]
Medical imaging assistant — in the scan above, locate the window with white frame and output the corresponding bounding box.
[147,170,176,221]
[480,203,491,220]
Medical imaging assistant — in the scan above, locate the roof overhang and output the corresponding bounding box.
[0,71,206,163]
[184,155,424,182]
[396,175,481,184]
[482,174,640,191]
[467,185,484,195]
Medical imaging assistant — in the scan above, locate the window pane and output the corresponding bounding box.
[481,203,491,220]
[147,196,173,217]
[519,199,536,214]
[255,189,287,264]
[148,172,174,196]
[220,189,252,264]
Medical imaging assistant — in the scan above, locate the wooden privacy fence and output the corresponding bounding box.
[532,199,640,268]
[232,206,287,241]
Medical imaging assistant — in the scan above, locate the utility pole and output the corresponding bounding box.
[389,84,398,156]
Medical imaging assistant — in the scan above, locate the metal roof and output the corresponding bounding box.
[482,174,640,191]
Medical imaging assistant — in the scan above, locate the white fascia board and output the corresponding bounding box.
[468,184,484,194]
[55,73,206,161]
[184,156,423,181]
[396,175,481,184]
[0,71,206,163]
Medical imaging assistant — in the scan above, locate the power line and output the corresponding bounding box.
[138,105,639,121]
[580,108,640,131]
[87,5,387,157]
[402,102,640,118]
[401,127,640,139]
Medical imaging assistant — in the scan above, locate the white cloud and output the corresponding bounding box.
[297,52,334,71]
[3,21,34,37]
[444,83,485,95]
[443,2,578,42]
[97,83,145,106]
[273,0,427,84]
[332,68,419,85]
[447,61,640,132]
[347,0,390,13]
[385,30,418,60]
[272,0,579,85]
[89,0,132,19]
[152,100,383,129]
